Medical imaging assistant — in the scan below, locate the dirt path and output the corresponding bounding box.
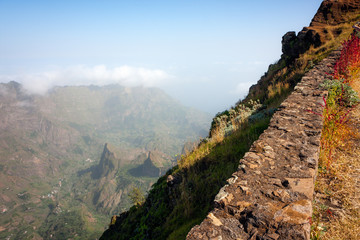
[346,82,360,230]
[312,83,360,239]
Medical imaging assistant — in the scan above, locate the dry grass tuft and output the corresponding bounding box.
[311,31,360,240]
[313,106,360,240]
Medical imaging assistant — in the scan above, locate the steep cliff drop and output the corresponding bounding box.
[186,48,340,240]
[99,1,360,239]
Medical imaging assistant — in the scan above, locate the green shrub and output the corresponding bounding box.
[321,79,360,107]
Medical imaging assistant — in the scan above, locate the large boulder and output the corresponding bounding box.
[282,29,321,61]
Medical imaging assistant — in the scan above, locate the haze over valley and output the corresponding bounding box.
[0,81,210,239]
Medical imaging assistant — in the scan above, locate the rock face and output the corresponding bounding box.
[128,152,162,177]
[88,147,167,213]
[92,143,120,179]
[0,81,79,153]
[282,30,321,61]
[281,0,360,61]
[186,50,341,240]
[84,144,123,212]
[248,0,360,104]
[312,0,360,25]
[92,177,124,212]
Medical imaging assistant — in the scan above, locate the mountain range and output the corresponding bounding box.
[0,82,211,239]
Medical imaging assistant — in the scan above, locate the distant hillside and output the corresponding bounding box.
[100,1,360,239]
[37,84,210,156]
[0,82,211,240]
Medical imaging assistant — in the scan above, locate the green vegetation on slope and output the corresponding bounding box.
[101,116,271,240]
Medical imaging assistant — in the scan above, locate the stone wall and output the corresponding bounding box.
[187,50,341,240]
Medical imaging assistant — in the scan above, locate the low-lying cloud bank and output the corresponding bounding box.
[0,65,171,94]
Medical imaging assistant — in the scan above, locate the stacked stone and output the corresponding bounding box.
[187,50,341,240]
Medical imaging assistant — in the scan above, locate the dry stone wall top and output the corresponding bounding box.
[187,50,341,240]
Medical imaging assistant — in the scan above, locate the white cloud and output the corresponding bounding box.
[231,81,254,97]
[0,65,171,94]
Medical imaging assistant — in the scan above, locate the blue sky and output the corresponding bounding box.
[0,0,323,113]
